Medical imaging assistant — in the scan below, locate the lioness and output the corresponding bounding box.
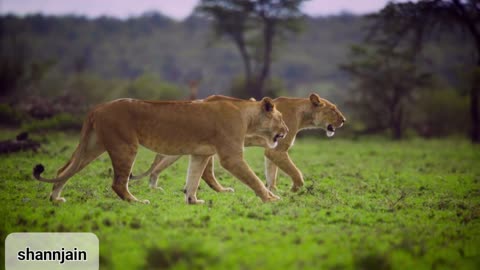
[132,93,346,192]
[33,97,288,204]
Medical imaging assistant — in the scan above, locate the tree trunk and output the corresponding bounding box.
[389,86,403,140]
[471,59,480,143]
[253,19,275,99]
[239,44,251,83]
[452,0,480,143]
[232,35,253,94]
[391,107,403,140]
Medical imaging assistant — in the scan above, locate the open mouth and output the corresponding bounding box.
[273,133,286,143]
[326,124,335,137]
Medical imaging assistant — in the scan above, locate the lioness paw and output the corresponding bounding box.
[291,184,303,192]
[220,187,235,193]
[51,197,66,203]
[151,186,165,192]
[267,189,280,198]
[186,195,205,205]
[186,199,205,205]
[262,195,280,203]
[270,193,281,201]
[140,199,150,204]
[261,191,280,202]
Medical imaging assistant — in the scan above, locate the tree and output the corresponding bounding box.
[342,45,431,139]
[197,0,253,90]
[368,0,480,143]
[196,0,305,99]
[0,36,28,98]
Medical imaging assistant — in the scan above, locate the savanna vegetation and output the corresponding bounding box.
[1,131,479,269]
[0,1,475,139]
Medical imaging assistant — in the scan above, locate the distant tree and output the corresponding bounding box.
[196,0,305,99]
[0,35,52,100]
[197,0,253,91]
[368,0,480,143]
[341,45,431,139]
[0,36,28,97]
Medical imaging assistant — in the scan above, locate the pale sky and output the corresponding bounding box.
[0,0,403,20]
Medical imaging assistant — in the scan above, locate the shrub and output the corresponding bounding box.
[126,73,186,100]
[413,88,469,137]
[0,103,26,126]
[21,113,83,132]
[229,76,288,99]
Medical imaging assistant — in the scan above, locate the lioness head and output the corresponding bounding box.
[309,93,346,137]
[254,97,288,148]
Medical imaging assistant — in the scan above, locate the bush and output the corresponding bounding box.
[0,103,27,126]
[33,72,186,105]
[413,88,469,137]
[21,113,83,132]
[126,73,186,100]
[229,76,288,99]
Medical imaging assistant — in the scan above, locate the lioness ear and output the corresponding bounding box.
[249,97,257,101]
[261,97,274,112]
[310,93,324,107]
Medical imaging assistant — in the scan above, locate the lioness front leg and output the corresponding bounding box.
[264,149,304,192]
[185,155,211,204]
[218,152,279,202]
[264,157,279,191]
[201,156,235,193]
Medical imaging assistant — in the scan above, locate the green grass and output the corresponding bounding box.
[1,131,479,270]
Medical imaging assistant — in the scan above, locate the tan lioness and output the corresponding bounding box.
[132,93,346,192]
[33,97,288,204]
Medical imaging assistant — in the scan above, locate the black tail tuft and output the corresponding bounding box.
[33,164,45,178]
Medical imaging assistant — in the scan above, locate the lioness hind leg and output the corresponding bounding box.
[185,155,210,204]
[108,146,149,204]
[265,157,279,191]
[149,155,181,189]
[201,156,234,193]
[50,140,105,203]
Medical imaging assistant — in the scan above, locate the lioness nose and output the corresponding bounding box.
[342,118,346,123]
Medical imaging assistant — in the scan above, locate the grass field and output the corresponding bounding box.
[1,131,480,269]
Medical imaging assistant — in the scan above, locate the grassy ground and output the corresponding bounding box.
[1,131,479,270]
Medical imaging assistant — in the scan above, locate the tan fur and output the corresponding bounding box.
[33,97,288,204]
[133,93,346,192]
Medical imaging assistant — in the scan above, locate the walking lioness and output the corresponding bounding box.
[132,93,346,192]
[33,97,288,204]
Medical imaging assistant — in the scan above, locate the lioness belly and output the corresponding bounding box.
[140,139,216,156]
[96,99,221,156]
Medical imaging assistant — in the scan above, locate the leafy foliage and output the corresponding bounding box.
[0,103,27,126]
[0,12,474,138]
[21,113,84,132]
[196,0,307,98]
[342,45,432,139]
[367,0,480,142]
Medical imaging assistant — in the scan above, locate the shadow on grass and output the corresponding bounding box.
[354,253,391,270]
[143,244,218,270]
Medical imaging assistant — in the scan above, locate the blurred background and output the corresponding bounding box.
[0,0,478,142]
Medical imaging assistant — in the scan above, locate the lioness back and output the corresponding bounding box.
[93,98,247,155]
